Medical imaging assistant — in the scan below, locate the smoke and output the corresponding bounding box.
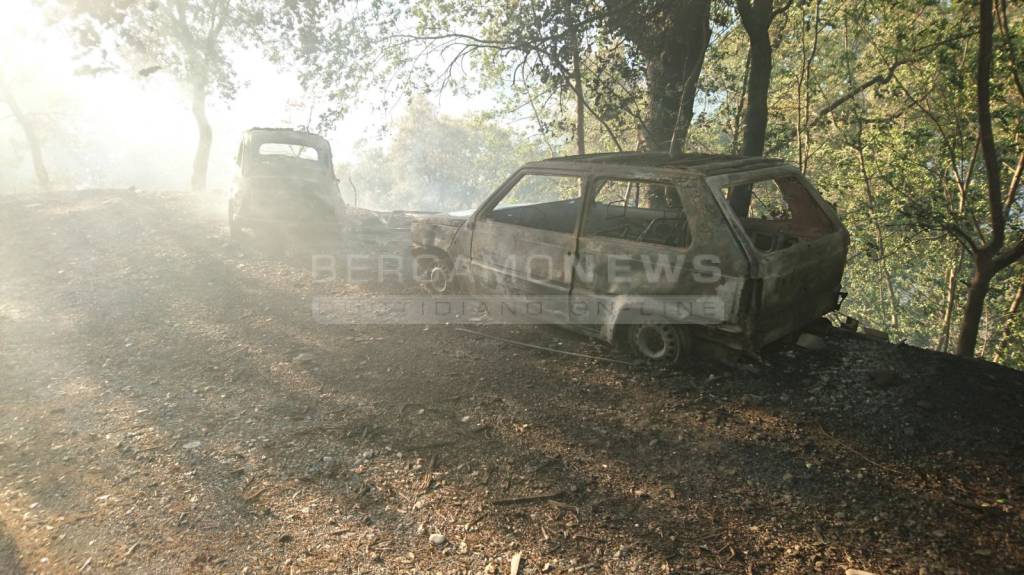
[1,0,514,208]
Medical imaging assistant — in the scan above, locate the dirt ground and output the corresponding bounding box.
[0,189,1022,575]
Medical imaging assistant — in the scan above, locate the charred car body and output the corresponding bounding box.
[411,153,849,362]
[228,128,346,242]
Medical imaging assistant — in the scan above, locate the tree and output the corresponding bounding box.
[1,4,53,192]
[952,0,1024,356]
[604,0,712,153]
[689,0,1024,364]
[52,0,242,192]
[267,0,1024,365]
[268,0,711,155]
[336,98,543,211]
[895,0,1024,357]
[0,69,51,192]
[727,0,792,215]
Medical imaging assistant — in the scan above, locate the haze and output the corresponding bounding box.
[0,0,1022,573]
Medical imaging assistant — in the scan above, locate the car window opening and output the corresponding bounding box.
[584,179,692,248]
[486,174,582,234]
[721,176,834,253]
[257,142,321,162]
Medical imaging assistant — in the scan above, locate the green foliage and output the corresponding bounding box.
[259,0,706,149]
[48,0,269,191]
[336,98,544,211]
[285,0,1024,366]
[37,0,1024,366]
[49,0,244,96]
[690,0,1024,364]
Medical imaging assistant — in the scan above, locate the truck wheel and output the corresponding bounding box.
[627,320,689,365]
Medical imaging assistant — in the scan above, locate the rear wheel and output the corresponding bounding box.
[627,320,690,365]
[417,252,456,294]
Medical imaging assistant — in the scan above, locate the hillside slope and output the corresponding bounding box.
[0,189,1021,574]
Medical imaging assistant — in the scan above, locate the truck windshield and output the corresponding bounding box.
[257,142,321,162]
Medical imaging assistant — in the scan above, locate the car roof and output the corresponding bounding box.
[525,152,788,177]
[244,127,330,145]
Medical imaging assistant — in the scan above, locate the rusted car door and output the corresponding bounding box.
[572,175,747,337]
[468,171,585,320]
[706,168,848,345]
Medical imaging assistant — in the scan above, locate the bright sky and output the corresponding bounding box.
[0,0,495,191]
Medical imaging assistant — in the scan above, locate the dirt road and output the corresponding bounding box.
[1,189,1022,574]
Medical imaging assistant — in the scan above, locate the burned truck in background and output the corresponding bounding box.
[228,128,347,243]
[410,152,849,363]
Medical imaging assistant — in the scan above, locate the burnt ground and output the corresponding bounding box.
[0,189,1022,575]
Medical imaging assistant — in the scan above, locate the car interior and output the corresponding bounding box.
[485,176,692,247]
[722,176,835,253]
[583,180,692,247]
[487,197,582,233]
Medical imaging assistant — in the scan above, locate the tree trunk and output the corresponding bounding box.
[572,43,585,156]
[644,59,683,153]
[976,0,1004,252]
[741,29,772,159]
[0,74,51,192]
[993,277,1024,363]
[646,45,708,152]
[938,248,964,353]
[729,1,774,216]
[957,256,994,357]
[955,0,1004,358]
[667,41,709,158]
[731,54,751,155]
[605,0,710,153]
[851,134,900,331]
[191,82,213,193]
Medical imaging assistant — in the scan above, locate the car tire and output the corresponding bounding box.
[627,320,690,365]
[418,253,456,295]
[427,260,456,294]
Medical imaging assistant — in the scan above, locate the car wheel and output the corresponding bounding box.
[627,320,689,365]
[428,265,449,293]
[418,253,456,294]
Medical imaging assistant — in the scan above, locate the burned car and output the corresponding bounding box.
[228,128,346,242]
[411,153,848,363]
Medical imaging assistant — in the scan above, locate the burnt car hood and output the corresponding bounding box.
[411,209,474,228]
[410,209,474,251]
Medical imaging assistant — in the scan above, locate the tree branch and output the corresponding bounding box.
[810,60,900,128]
[995,0,1024,102]
[771,0,796,19]
[945,223,981,254]
[977,0,1005,254]
[995,235,1024,272]
[1003,150,1024,217]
